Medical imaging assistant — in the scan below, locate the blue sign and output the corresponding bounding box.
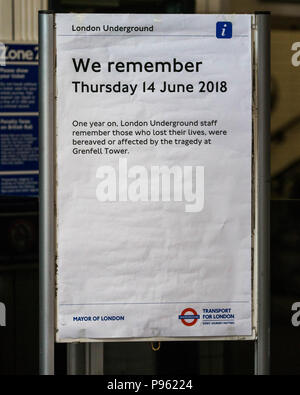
[0,64,38,113]
[0,43,38,63]
[0,174,39,196]
[216,22,232,39]
[0,116,38,172]
[0,43,39,197]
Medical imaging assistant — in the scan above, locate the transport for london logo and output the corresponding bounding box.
[179,308,200,327]
[216,22,232,39]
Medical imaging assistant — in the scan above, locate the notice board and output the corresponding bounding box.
[55,14,255,342]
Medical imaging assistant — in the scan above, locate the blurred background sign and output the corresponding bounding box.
[0,43,39,197]
[0,0,44,376]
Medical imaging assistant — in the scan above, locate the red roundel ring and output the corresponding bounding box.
[180,308,199,327]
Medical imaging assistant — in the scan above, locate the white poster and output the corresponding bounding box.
[55,14,253,341]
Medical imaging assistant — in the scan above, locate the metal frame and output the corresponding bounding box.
[254,12,271,376]
[39,12,270,375]
[39,10,55,375]
[67,343,104,375]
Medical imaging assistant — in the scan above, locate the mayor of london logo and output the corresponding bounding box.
[179,308,200,326]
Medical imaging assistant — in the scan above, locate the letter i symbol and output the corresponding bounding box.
[222,24,227,37]
[217,22,232,39]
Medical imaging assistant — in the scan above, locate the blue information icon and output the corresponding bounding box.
[216,22,232,39]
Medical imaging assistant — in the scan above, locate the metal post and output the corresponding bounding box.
[39,10,55,375]
[86,344,104,375]
[67,344,86,375]
[254,12,271,375]
[67,343,104,375]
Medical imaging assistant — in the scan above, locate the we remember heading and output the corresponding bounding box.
[71,57,228,96]
[72,57,203,73]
